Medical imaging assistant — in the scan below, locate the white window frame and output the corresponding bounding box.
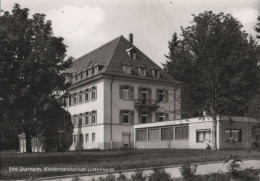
[123,66,131,74]
[141,111,147,123]
[139,68,146,76]
[158,113,165,122]
[123,88,129,100]
[92,86,97,100]
[122,110,130,124]
[92,111,96,124]
[196,129,211,142]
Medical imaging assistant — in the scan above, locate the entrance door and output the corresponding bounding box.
[122,135,130,149]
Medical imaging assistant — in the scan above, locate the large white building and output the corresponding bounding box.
[64,34,255,151]
[64,34,182,150]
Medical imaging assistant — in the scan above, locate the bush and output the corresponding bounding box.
[148,168,172,181]
[180,163,197,181]
[131,171,146,181]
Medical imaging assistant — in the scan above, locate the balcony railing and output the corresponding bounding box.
[134,99,159,111]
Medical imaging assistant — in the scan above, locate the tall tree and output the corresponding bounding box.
[0,4,73,152]
[255,10,260,39]
[164,11,260,150]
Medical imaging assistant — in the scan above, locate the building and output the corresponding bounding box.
[134,116,256,149]
[64,34,182,150]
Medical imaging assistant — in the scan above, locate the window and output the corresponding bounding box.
[92,133,95,142]
[85,112,89,125]
[137,129,147,141]
[123,87,129,100]
[92,111,96,124]
[91,86,97,100]
[158,113,165,122]
[78,114,82,127]
[80,72,83,80]
[79,91,82,103]
[141,111,147,124]
[73,93,77,105]
[175,126,189,140]
[123,66,131,74]
[73,135,76,143]
[79,134,83,143]
[196,130,211,142]
[161,127,173,141]
[75,74,78,82]
[148,129,160,141]
[139,68,146,76]
[85,134,89,143]
[123,110,130,124]
[85,89,89,102]
[85,70,89,78]
[225,129,242,142]
[74,115,77,127]
[153,70,160,78]
[158,89,165,102]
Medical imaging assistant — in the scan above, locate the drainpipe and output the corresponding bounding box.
[110,76,115,150]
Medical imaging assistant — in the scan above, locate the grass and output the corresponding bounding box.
[1,149,260,180]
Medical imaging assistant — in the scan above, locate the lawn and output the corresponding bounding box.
[1,149,260,180]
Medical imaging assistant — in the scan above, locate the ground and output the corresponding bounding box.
[1,149,260,180]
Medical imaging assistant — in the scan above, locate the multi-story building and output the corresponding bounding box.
[64,34,181,150]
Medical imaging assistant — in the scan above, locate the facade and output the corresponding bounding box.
[65,34,181,150]
[134,116,255,149]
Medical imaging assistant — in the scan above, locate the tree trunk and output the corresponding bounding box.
[25,131,32,153]
[211,116,217,150]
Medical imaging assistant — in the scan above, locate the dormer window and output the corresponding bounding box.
[94,64,104,75]
[139,68,146,76]
[122,62,132,75]
[126,47,137,60]
[151,67,160,78]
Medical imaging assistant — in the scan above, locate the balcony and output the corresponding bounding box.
[134,99,159,111]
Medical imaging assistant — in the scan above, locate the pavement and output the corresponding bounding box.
[39,159,260,181]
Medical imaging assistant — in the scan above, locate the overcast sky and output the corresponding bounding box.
[2,0,260,67]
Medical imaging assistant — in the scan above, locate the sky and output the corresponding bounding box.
[2,0,260,67]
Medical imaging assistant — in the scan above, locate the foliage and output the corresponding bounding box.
[1,149,260,179]
[255,10,260,39]
[164,11,260,149]
[180,163,197,181]
[130,171,146,181]
[223,155,243,178]
[148,168,172,181]
[0,4,73,151]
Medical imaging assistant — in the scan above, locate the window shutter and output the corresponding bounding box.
[155,112,159,122]
[130,86,134,100]
[156,89,159,101]
[119,85,123,99]
[138,87,142,100]
[95,110,97,124]
[165,113,169,121]
[165,89,169,102]
[95,86,97,99]
[148,111,152,123]
[130,111,134,124]
[89,112,92,125]
[147,88,152,100]
[138,110,142,124]
[119,110,123,124]
[82,113,86,125]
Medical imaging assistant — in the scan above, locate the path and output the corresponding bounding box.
[40,159,260,181]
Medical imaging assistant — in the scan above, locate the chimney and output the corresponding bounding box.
[129,33,133,44]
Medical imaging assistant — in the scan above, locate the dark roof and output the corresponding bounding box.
[220,116,258,123]
[66,35,180,83]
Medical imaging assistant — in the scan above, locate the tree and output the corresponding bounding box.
[0,4,73,152]
[164,11,260,150]
[255,10,260,39]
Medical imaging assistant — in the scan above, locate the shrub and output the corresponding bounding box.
[223,155,243,179]
[180,163,197,181]
[148,168,172,181]
[97,174,116,181]
[130,171,146,181]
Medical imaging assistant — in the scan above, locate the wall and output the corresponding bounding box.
[218,121,250,149]
[188,119,213,149]
[68,79,105,150]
